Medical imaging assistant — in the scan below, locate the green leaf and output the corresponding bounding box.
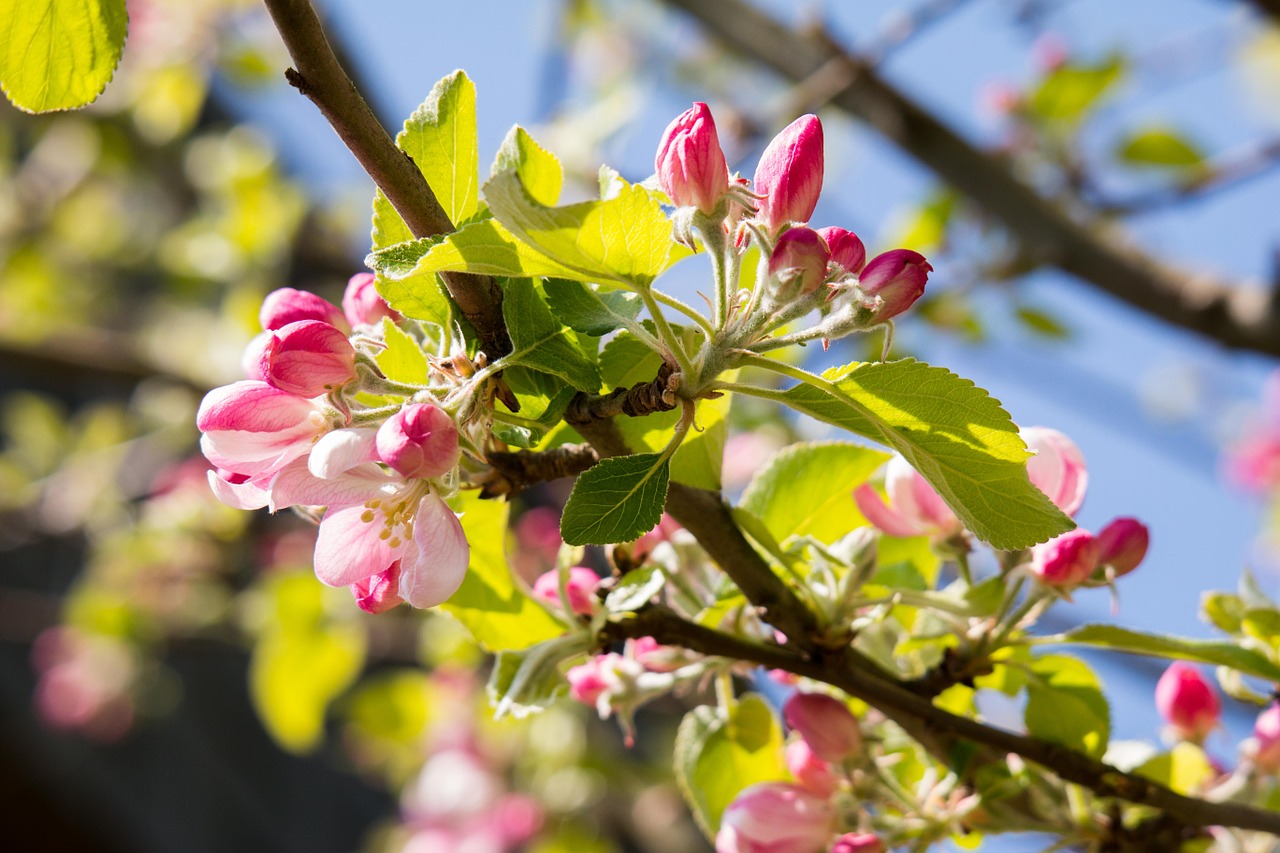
[1201,592,1245,634]
[375,268,452,327]
[371,190,414,251]
[1024,654,1110,759]
[1116,127,1204,169]
[544,278,642,336]
[381,218,588,281]
[485,147,690,287]
[1014,305,1070,339]
[445,493,564,651]
[561,453,670,546]
[780,359,1073,549]
[605,566,666,613]
[0,0,128,113]
[488,633,594,720]
[740,442,889,544]
[491,125,562,207]
[501,279,601,392]
[395,70,479,226]
[375,319,428,385]
[1041,624,1280,682]
[673,694,787,838]
[1030,58,1124,124]
[1135,743,1214,796]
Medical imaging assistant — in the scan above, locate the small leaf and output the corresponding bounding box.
[1024,654,1110,759]
[740,442,889,544]
[1135,743,1214,796]
[780,359,1073,550]
[501,279,601,392]
[605,566,666,613]
[1014,305,1070,339]
[673,694,787,838]
[445,494,564,651]
[1030,58,1124,123]
[1201,592,1245,634]
[0,0,128,113]
[376,319,428,385]
[385,218,587,281]
[395,70,479,226]
[544,278,643,336]
[1116,127,1204,169]
[485,144,691,287]
[1042,624,1280,682]
[491,125,563,207]
[488,634,594,720]
[375,267,452,328]
[561,453,670,546]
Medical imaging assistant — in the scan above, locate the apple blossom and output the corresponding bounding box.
[655,102,730,215]
[1022,426,1088,516]
[858,249,931,323]
[1029,529,1099,589]
[532,566,600,616]
[1156,662,1221,743]
[259,286,349,333]
[754,115,824,233]
[197,380,334,481]
[854,454,960,538]
[783,691,862,763]
[1095,516,1149,577]
[342,271,400,327]
[766,226,830,304]
[785,739,839,797]
[376,403,460,480]
[716,782,836,853]
[254,319,357,397]
[816,226,866,276]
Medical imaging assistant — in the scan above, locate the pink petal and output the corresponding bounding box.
[270,460,392,511]
[206,469,270,510]
[398,494,470,609]
[313,504,404,587]
[853,484,923,538]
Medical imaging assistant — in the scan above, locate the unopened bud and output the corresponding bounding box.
[716,783,835,853]
[858,249,930,322]
[260,287,349,333]
[655,102,731,215]
[831,833,886,853]
[1022,426,1088,517]
[1155,662,1220,743]
[375,403,460,480]
[342,272,400,327]
[1029,529,1099,589]
[352,563,403,614]
[783,691,862,763]
[1095,517,1149,577]
[1252,705,1280,773]
[256,319,357,397]
[754,115,824,233]
[816,226,866,276]
[766,226,830,306]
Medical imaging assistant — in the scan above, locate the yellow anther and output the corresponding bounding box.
[360,509,375,523]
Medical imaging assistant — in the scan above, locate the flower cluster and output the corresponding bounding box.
[655,105,932,359]
[197,273,490,612]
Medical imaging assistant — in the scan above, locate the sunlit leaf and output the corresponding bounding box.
[0,0,128,113]
[740,442,888,544]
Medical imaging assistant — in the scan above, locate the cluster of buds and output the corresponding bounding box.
[197,274,494,613]
[654,105,932,360]
[566,635,702,743]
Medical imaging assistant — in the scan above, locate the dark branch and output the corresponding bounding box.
[564,366,679,426]
[262,0,510,360]
[1246,0,1280,26]
[605,606,1280,836]
[478,443,599,498]
[661,0,1280,358]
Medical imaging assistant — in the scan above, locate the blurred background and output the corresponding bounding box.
[3,0,1280,850]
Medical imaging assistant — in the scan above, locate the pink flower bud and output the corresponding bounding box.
[375,403,459,480]
[256,320,358,397]
[785,739,838,797]
[858,249,931,322]
[351,562,403,614]
[566,654,616,706]
[783,692,862,763]
[831,834,886,853]
[342,272,400,327]
[754,115,824,232]
[1156,662,1221,742]
[259,287,349,333]
[715,783,836,853]
[1029,529,1099,588]
[1095,517,1149,577]
[853,454,959,538]
[1252,705,1280,773]
[815,226,866,276]
[532,566,600,616]
[1022,426,1087,516]
[655,102,731,215]
[767,227,830,301]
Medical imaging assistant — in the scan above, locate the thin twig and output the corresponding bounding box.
[260,0,511,361]
[660,0,1280,358]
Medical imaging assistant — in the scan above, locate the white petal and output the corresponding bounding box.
[309,427,379,479]
[399,495,470,609]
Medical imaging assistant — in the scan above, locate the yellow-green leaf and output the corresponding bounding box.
[0,0,128,113]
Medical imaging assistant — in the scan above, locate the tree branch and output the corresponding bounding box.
[260,0,510,360]
[1246,0,1280,26]
[604,606,1280,836]
[661,0,1280,358]
[478,443,599,498]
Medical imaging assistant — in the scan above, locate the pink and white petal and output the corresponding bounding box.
[271,459,392,511]
[196,381,316,433]
[398,495,470,609]
[907,470,957,532]
[200,432,309,479]
[313,505,404,587]
[207,469,270,510]
[853,484,923,538]
[309,428,379,479]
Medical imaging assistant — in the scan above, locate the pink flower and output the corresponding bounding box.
[342,271,400,327]
[254,319,357,398]
[259,286,349,333]
[783,692,862,763]
[785,740,838,797]
[566,656,614,707]
[1252,705,1280,773]
[352,562,404,614]
[853,455,959,538]
[1156,662,1221,743]
[271,463,469,609]
[1226,432,1280,491]
[656,102,730,215]
[376,403,460,481]
[197,380,332,481]
[767,227,830,302]
[754,115,824,232]
[1095,517,1149,577]
[629,636,686,673]
[1029,528,1099,589]
[858,249,931,322]
[1022,426,1087,516]
[532,566,600,616]
[816,227,866,276]
[715,782,836,853]
[831,833,886,853]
